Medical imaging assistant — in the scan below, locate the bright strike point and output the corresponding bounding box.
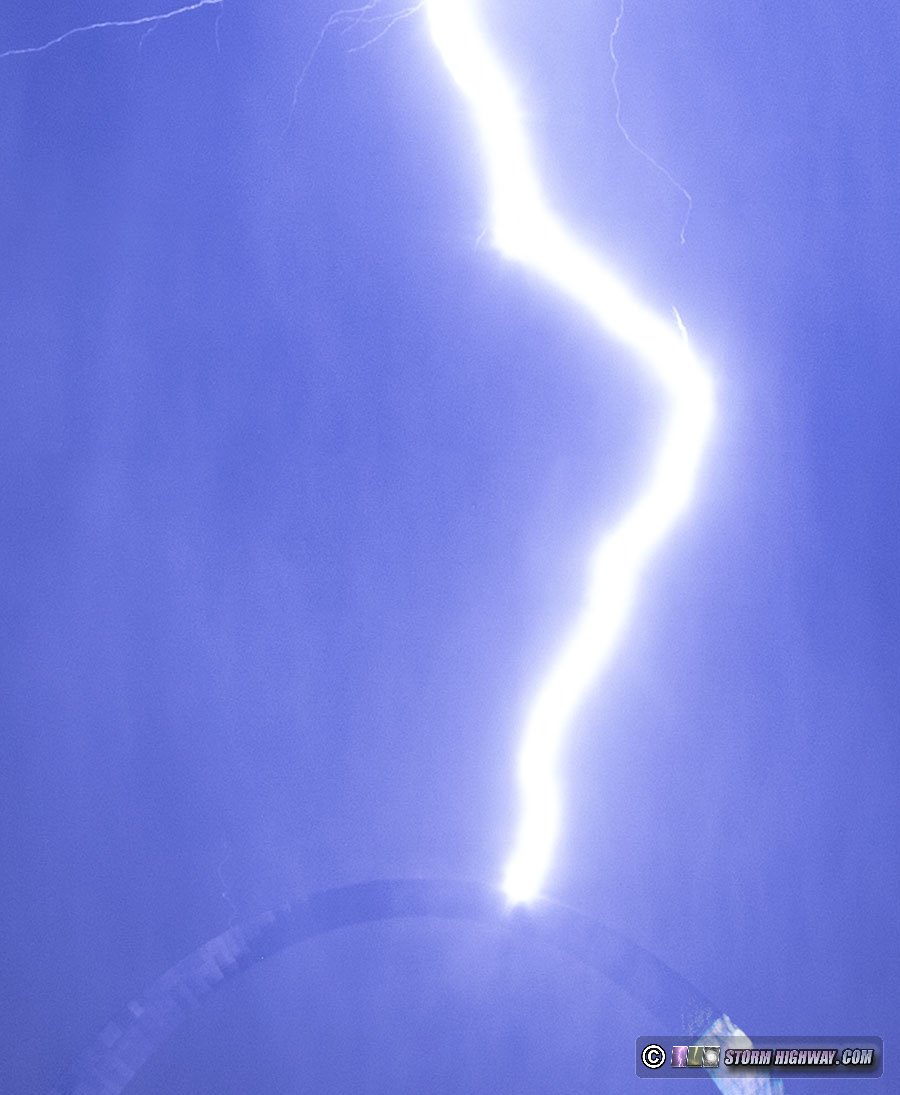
[425,0,715,905]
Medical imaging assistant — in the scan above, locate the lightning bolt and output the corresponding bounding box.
[0,0,222,62]
[2,0,715,913]
[424,0,715,905]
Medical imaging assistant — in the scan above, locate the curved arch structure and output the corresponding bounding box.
[50,878,780,1094]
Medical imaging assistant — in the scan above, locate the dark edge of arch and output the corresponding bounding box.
[51,878,719,1094]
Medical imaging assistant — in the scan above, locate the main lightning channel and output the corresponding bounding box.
[425,0,714,905]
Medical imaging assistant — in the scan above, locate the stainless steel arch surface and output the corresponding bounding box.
[51,878,738,1094]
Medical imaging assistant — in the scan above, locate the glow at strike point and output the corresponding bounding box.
[425,0,715,905]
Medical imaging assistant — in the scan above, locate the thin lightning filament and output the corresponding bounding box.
[0,0,222,61]
[425,0,715,905]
